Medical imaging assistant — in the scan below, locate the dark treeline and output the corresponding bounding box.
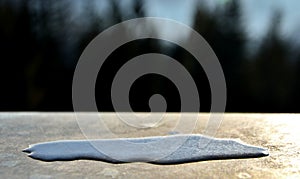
[0,0,299,112]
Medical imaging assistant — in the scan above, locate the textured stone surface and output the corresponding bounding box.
[0,113,300,178]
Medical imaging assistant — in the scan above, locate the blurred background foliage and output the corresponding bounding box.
[0,0,299,112]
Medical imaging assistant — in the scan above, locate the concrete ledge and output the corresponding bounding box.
[0,113,299,178]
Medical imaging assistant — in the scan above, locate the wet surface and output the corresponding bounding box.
[0,113,300,178]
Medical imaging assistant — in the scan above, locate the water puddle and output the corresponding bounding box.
[23,134,268,164]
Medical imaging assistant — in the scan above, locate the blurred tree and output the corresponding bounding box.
[187,0,246,111]
[247,11,292,112]
[29,0,74,110]
[94,0,172,112]
[291,53,300,112]
[131,0,145,19]
[0,0,77,110]
[0,0,299,112]
[0,0,32,110]
[215,0,247,111]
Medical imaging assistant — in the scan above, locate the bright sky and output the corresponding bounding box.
[142,0,300,40]
[241,0,300,39]
[79,0,300,42]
